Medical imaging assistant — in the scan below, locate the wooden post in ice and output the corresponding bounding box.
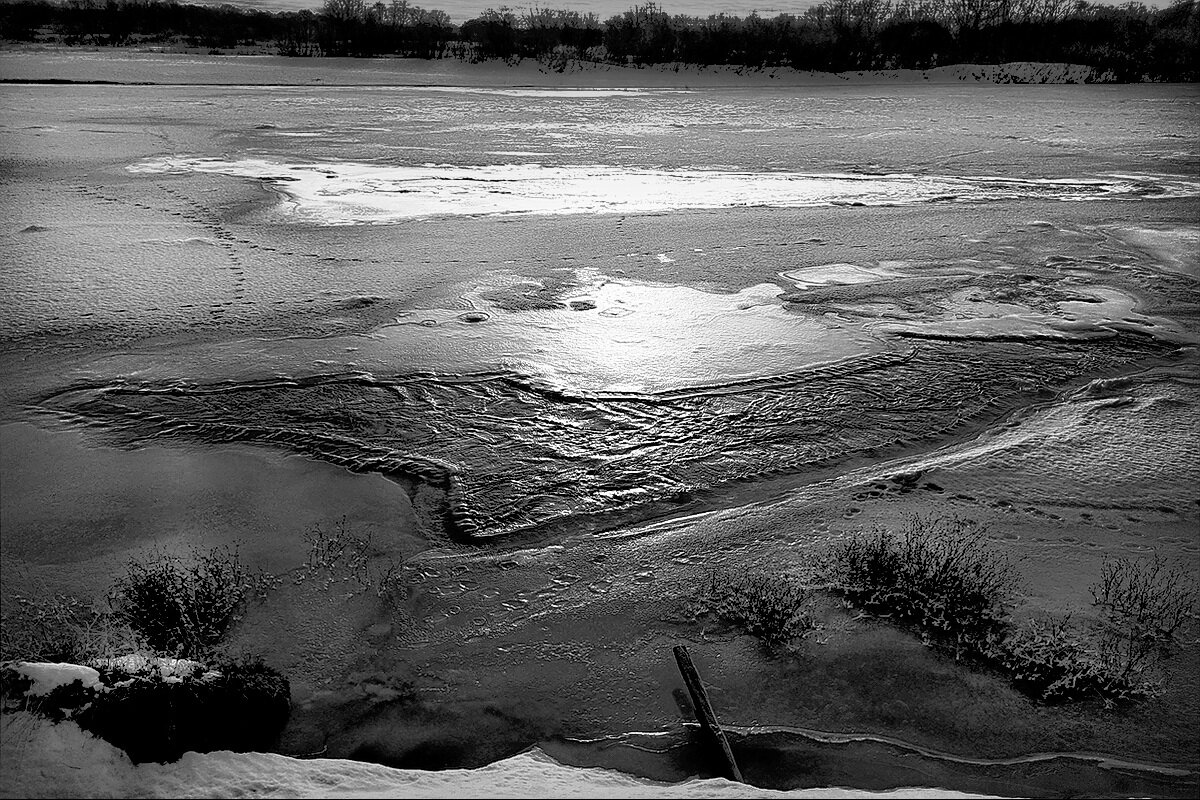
[672,644,745,783]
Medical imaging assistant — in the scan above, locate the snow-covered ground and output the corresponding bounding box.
[1,711,1004,799]
[0,662,1003,798]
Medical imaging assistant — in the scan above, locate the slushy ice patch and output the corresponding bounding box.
[127,158,1200,223]
[44,335,1176,543]
[382,278,879,394]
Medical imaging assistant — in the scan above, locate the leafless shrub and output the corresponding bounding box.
[294,517,406,601]
[1,594,140,664]
[697,568,818,647]
[828,514,1017,658]
[108,546,276,658]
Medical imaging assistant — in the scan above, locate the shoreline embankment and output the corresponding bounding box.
[0,47,1122,87]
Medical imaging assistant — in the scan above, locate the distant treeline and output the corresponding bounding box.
[2,0,1197,80]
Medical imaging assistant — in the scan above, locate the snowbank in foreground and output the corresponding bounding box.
[1,712,1004,800]
[5,662,103,697]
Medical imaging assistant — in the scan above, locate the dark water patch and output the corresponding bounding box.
[457,311,489,323]
[480,281,570,311]
[0,78,148,85]
[890,329,1119,343]
[42,335,1176,545]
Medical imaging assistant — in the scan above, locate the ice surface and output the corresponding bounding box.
[872,282,1191,343]
[782,263,907,287]
[46,334,1174,542]
[127,157,1200,224]
[412,87,681,98]
[378,277,878,393]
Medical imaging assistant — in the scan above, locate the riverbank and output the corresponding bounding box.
[0,45,1116,86]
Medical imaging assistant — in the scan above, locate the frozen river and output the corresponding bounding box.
[1,57,1198,796]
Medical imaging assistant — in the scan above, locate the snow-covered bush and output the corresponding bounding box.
[998,555,1195,705]
[1,655,290,763]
